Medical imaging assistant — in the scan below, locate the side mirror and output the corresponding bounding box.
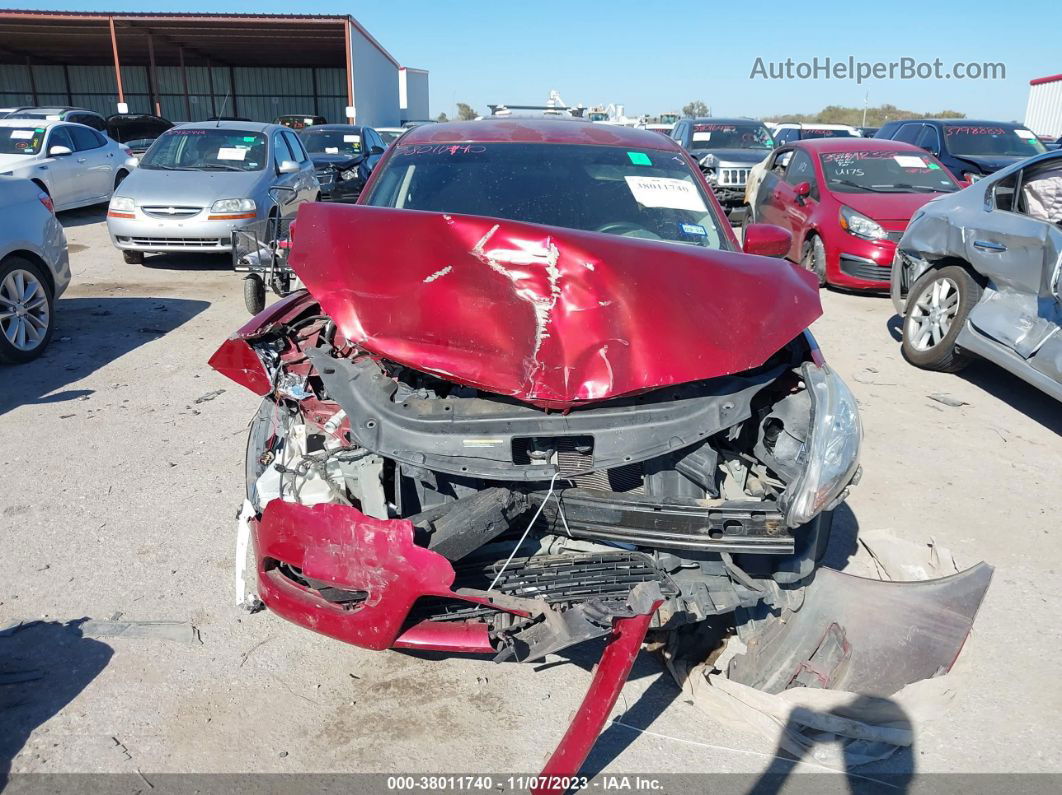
[124,156,139,169]
[794,181,811,199]
[743,223,792,258]
[370,145,385,155]
[277,159,300,174]
[48,145,72,157]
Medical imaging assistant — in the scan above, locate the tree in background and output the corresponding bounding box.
[682,100,709,118]
[436,112,449,122]
[456,103,478,121]
[768,104,966,127]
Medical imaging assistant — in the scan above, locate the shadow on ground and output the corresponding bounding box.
[56,206,108,228]
[141,253,232,272]
[0,620,113,785]
[0,296,209,416]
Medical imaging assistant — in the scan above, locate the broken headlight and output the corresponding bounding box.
[340,169,358,181]
[784,363,862,526]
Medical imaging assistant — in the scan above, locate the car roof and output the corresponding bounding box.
[400,118,684,151]
[775,123,856,130]
[173,120,276,133]
[790,138,928,153]
[302,124,363,132]
[12,107,95,115]
[0,118,60,128]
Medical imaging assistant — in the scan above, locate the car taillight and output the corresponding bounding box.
[38,191,54,214]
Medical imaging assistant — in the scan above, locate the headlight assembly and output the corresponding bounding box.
[340,169,358,181]
[109,196,134,212]
[210,198,256,214]
[783,363,862,526]
[839,205,886,241]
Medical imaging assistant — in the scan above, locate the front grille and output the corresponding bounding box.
[410,551,679,622]
[140,205,202,219]
[839,255,891,283]
[119,236,224,248]
[886,229,904,242]
[717,167,750,187]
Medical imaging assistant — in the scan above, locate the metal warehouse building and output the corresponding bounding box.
[1025,73,1062,139]
[0,10,428,127]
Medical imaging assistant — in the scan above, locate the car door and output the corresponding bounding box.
[753,148,794,228]
[365,129,385,175]
[281,130,317,204]
[40,125,82,207]
[68,125,114,201]
[965,163,1062,380]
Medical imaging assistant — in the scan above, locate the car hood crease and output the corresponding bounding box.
[288,203,822,409]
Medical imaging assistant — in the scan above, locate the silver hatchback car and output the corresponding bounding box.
[107,121,319,264]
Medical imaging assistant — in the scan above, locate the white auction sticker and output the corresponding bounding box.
[303,118,313,124]
[1015,129,1036,139]
[692,131,712,142]
[325,146,339,154]
[10,129,33,139]
[343,134,358,143]
[894,155,927,168]
[624,176,708,212]
[217,147,248,161]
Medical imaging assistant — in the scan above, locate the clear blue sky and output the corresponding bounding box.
[9,0,1060,121]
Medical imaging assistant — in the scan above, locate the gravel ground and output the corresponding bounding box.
[1,206,1060,784]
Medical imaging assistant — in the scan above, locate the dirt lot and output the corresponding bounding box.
[2,206,1060,784]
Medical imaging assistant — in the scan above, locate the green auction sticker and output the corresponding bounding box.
[628,151,652,166]
[243,136,256,142]
[928,163,941,169]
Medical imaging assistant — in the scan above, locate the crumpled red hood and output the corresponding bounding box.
[288,204,821,409]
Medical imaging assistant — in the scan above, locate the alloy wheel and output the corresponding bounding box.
[907,276,959,351]
[0,268,51,352]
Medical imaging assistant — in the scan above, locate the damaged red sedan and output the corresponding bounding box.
[210,120,989,786]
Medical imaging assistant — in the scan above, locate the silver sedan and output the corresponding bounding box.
[0,176,70,364]
[0,119,132,211]
[892,149,1062,401]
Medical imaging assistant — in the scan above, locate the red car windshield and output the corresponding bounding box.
[819,150,959,194]
[363,142,729,250]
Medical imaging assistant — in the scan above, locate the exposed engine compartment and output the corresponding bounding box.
[233,301,839,649]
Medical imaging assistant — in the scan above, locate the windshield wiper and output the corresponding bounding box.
[144,164,192,171]
[198,164,244,172]
[829,179,893,193]
[891,183,953,193]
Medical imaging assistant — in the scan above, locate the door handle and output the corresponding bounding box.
[973,240,1007,252]
[77,157,87,163]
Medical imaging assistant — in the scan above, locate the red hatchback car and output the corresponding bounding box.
[748,138,961,289]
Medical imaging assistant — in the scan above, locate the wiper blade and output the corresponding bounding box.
[198,164,244,171]
[144,164,191,171]
[829,178,892,193]
[891,183,952,193]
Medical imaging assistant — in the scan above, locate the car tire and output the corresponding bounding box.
[901,264,981,372]
[0,256,55,365]
[244,274,266,315]
[801,234,827,287]
[123,250,144,265]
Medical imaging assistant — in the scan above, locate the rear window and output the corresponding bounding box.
[364,142,729,250]
[0,126,46,155]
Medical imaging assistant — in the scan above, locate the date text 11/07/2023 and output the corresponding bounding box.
[385,775,665,792]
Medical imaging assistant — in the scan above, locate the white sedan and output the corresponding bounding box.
[0,119,132,212]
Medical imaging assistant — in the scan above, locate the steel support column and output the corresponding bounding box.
[146,32,161,116]
[344,19,354,123]
[179,48,192,121]
[108,16,125,105]
[25,56,39,106]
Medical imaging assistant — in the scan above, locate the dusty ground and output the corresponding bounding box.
[1,206,1060,786]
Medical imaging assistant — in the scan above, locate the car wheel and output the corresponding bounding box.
[0,256,55,365]
[801,234,827,287]
[244,274,266,315]
[114,170,128,189]
[901,265,981,372]
[123,250,144,265]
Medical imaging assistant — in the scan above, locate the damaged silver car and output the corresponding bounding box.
[892,149,1062,401]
